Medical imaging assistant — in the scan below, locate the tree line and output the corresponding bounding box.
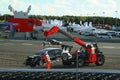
[0,14,120,27]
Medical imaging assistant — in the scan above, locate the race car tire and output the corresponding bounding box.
[62,60,71,65]
[39,60,44,67]
[62,53,68,61]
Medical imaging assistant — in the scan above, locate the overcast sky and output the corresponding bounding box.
[0,0,120,18]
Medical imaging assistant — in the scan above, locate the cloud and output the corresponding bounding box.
[0,0,120,18]
[39,0,83,16]
[78,0,118,17]
[0,0,11,14]
[0,0,40,15]
[39,0,69,15]
[29,4,41,15]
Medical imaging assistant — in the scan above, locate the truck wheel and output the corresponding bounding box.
[78,58,85,67]
[95,55,105,66]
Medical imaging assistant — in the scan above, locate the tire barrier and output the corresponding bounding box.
[0,70,120,80]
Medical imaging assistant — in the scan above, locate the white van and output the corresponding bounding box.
[95,33,112,38]
[116,32,120,37]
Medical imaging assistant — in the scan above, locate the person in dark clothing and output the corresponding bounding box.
[92,41,100,53]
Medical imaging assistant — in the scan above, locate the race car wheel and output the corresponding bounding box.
[30,62,36,68]
[39,60,44,67]
[30,58,37,68]
[62,53,68,61]
[95,55,105,66]
[62,60,71,65]
[25,58,32,65]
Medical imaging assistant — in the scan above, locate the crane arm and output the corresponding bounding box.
[44,26,59,37]
[44,26,86,48]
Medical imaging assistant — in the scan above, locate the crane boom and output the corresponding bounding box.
[44,26,86,48]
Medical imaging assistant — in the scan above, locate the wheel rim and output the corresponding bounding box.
[62,54,68,60]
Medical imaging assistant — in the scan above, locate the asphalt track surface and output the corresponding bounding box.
[1,30,120,71]
[1,26,120,79]
[0,39,120,80]
[0,39,120,70]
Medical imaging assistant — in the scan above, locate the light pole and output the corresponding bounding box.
[76,50,78,80]
[115,11,118,29]
[102,12,105,28]
[87,13,89,22]
[93,13,95,24]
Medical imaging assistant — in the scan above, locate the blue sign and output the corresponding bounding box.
[0,22,13,32]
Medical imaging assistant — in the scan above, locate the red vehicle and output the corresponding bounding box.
[8,18,42,32]
[8,5,42,32]
[44,26,105,67]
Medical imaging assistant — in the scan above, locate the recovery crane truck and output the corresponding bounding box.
[44,26,105,67]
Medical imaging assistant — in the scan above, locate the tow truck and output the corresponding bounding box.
[44,26,105,67]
